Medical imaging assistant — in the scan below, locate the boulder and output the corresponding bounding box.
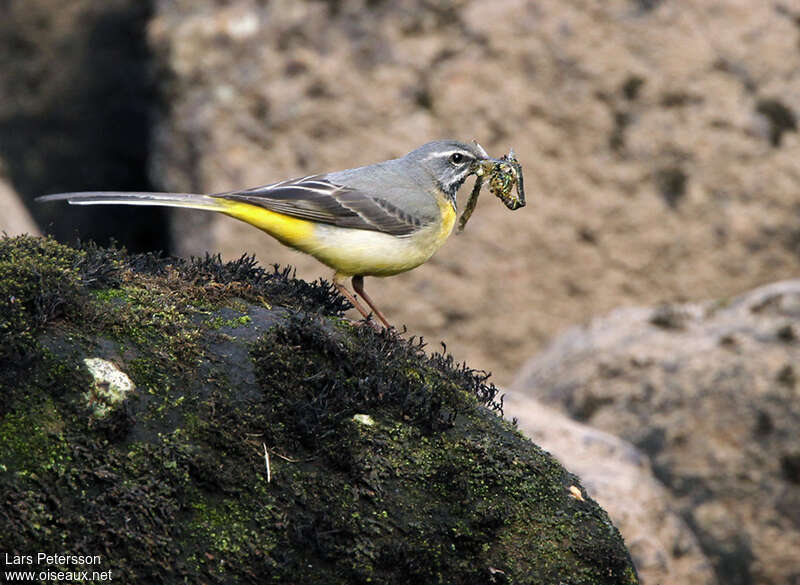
[505,392,716,585]
[513,281,800,585]
[0,235,638,585]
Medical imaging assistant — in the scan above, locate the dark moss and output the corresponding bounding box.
[119,247,350,316]
[0,235,637,584]
[0,236,89,353]
[249,313,502,447]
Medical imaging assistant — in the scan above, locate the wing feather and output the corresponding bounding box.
[213,175,424,236]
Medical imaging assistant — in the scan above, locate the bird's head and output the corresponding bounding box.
[407,140,525,211]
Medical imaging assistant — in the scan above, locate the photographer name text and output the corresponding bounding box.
[3,553,112,582]
[6,554,101,566]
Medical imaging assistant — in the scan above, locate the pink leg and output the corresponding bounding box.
[332,273,380,327]
[352,275,391,329]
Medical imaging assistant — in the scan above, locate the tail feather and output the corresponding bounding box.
[36,191,225,212]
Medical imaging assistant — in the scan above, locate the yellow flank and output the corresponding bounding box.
[215,199,316,247]
[214,194,457,278]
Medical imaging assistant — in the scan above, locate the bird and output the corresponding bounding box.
[37,140,524,328]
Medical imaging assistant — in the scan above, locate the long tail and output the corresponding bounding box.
[36,191,226,212]
[37,190,318,251]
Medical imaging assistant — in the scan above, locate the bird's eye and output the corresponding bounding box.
[450,152,465,164]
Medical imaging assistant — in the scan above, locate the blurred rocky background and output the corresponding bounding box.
[512,281,800,585]
[4,1,800,583]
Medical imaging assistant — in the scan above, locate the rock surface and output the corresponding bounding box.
[145,0,800,384]
[505,392,716,585]
[0,171,40,236]
[0,235,638,585]
[513,280,800,585]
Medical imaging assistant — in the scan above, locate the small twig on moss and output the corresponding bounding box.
[254,441,309,463]
[269,449,306,463]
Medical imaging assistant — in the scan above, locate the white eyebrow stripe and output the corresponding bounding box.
[420,150,475,163]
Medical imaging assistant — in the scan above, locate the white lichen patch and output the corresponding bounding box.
[82,357,135,418]
[352,414,375,426]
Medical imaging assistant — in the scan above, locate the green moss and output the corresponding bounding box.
[189,494,278,556]
[91,287,131,302]
[0,236,86,356]
[205,312,254,330]
[0,397,70,475]
[90,284,201,355]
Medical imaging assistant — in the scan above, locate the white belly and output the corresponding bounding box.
[306,222,448,277]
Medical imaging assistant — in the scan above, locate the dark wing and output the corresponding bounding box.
[213,175,424,236]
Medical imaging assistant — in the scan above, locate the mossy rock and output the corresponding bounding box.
[0,235,638,584]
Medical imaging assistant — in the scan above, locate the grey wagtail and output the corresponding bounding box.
[38,140,525,328]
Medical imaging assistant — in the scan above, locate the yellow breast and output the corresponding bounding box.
[434,195,457,248]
